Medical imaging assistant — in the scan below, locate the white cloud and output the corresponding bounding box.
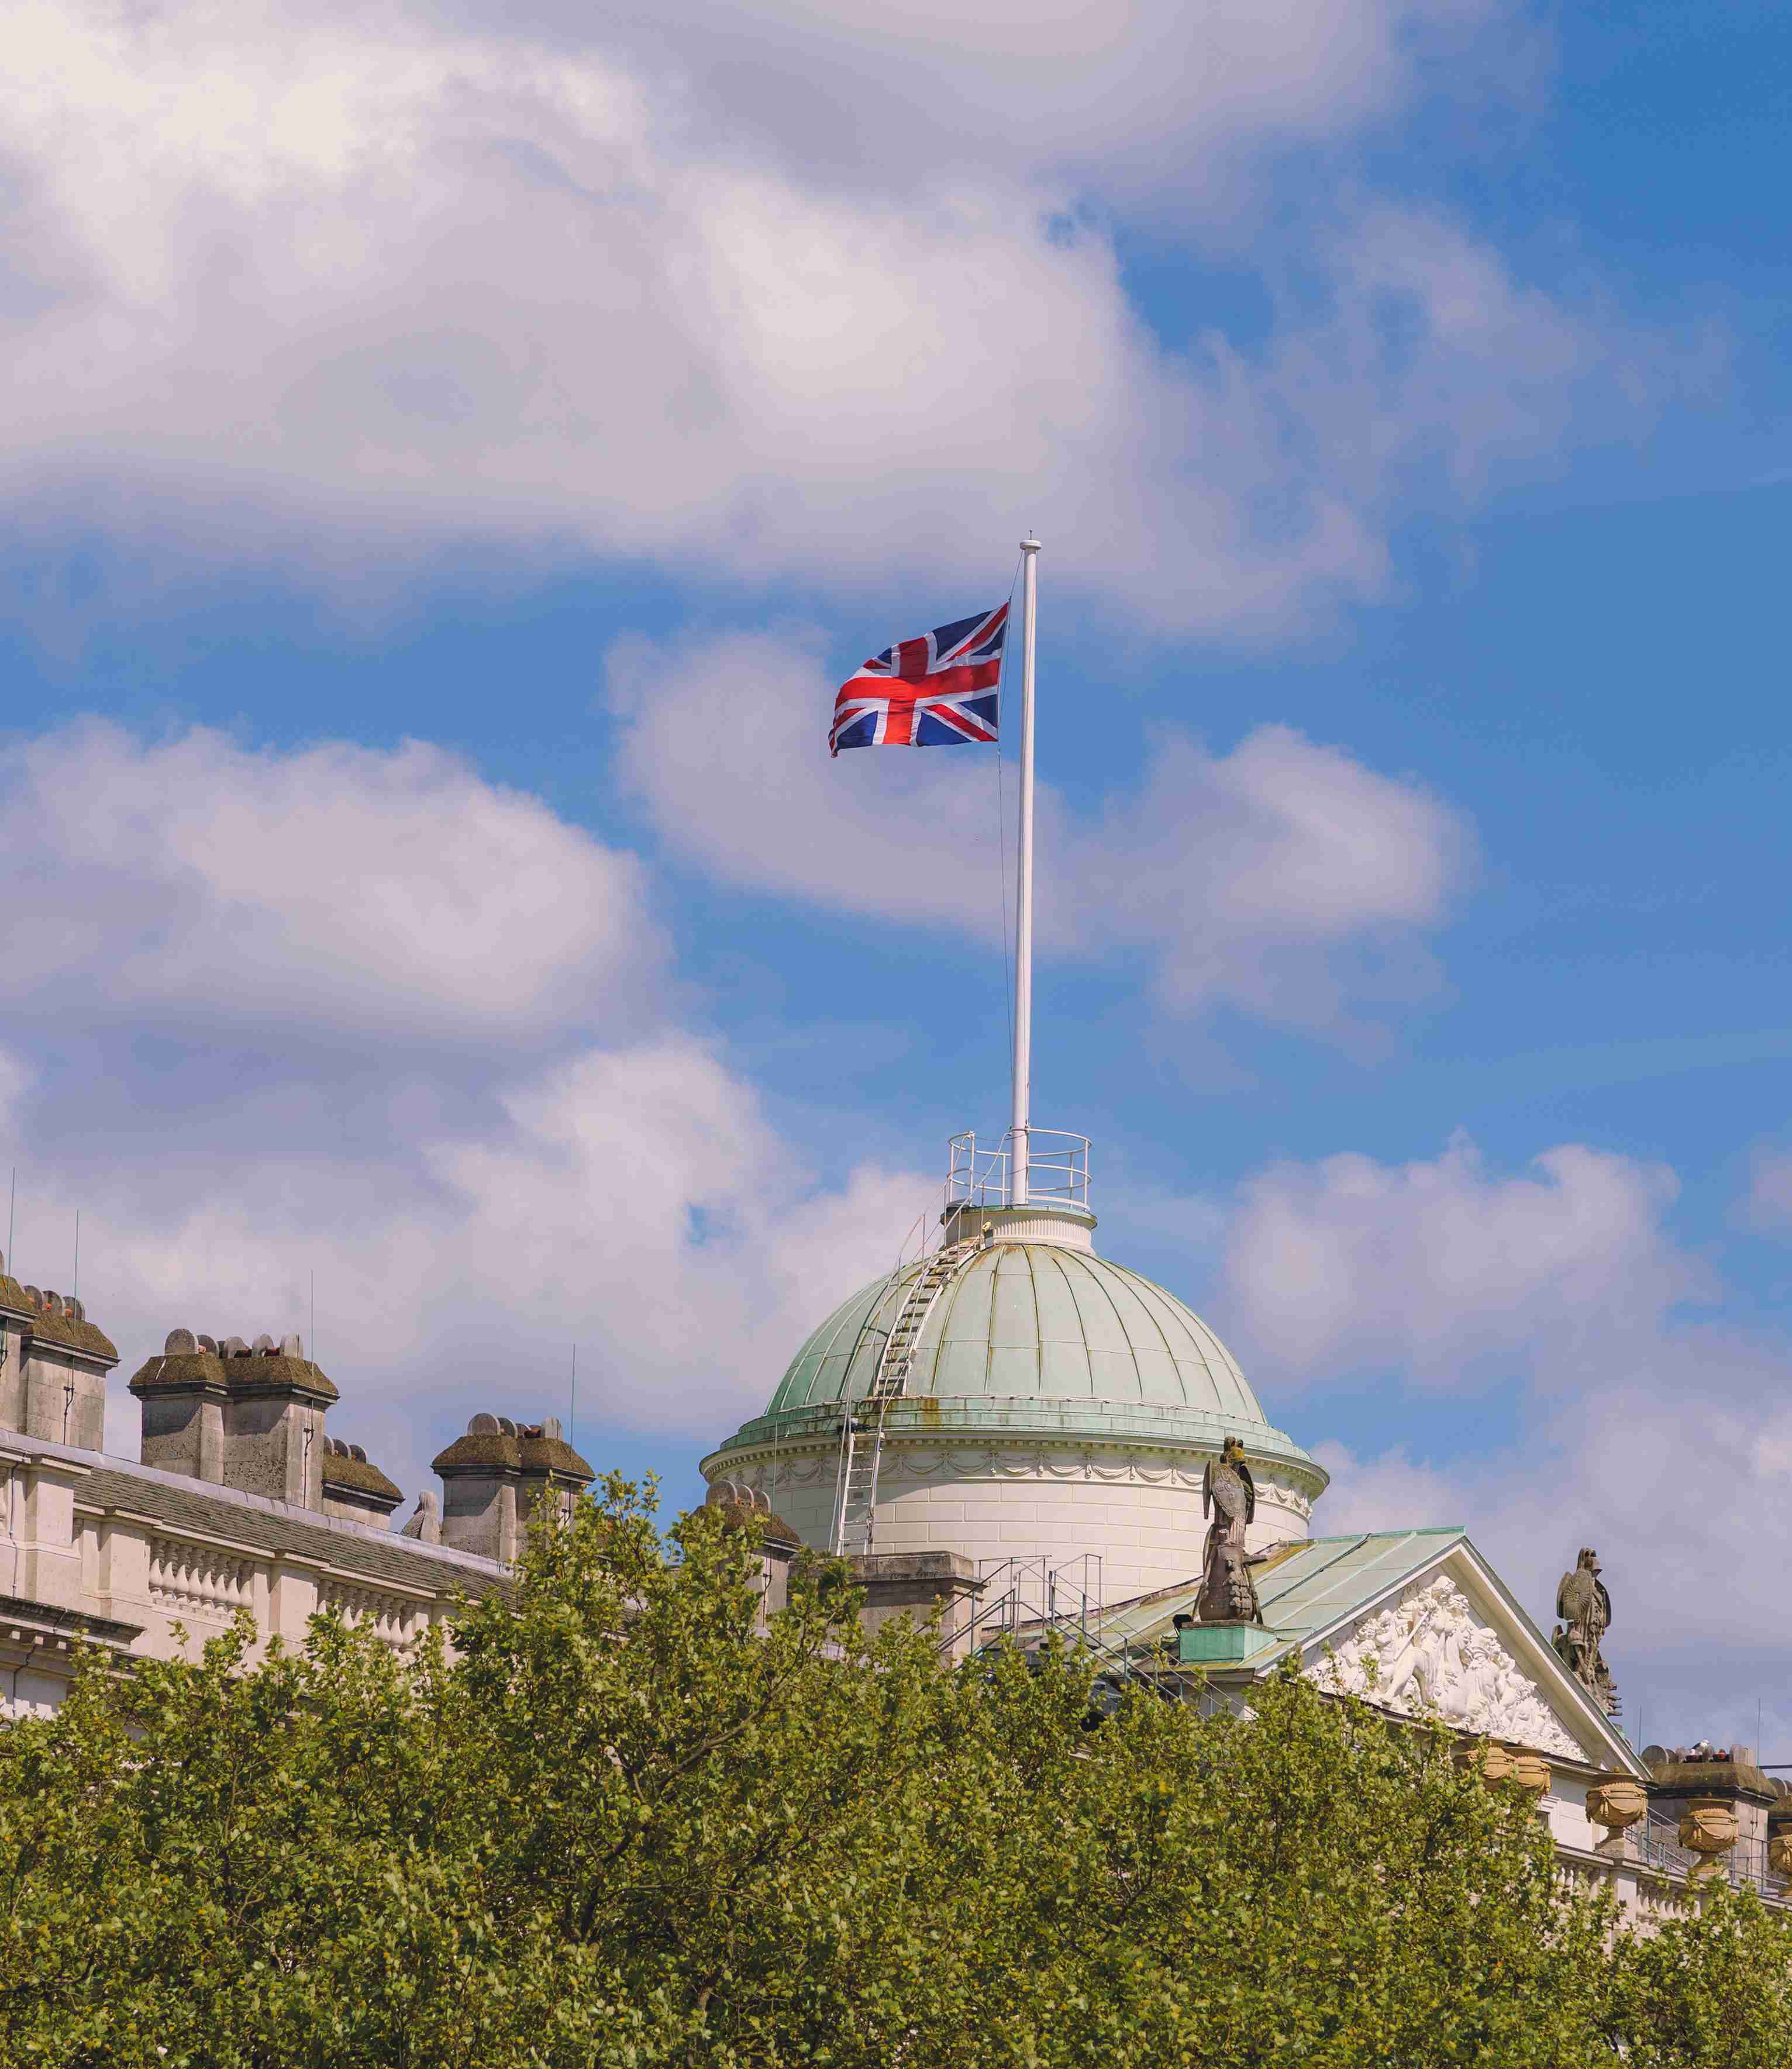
[610,630,1469,1038]
[0,1,1674,627]
[1316,1347,1792,1742]
[1222,1129,1705,1381]
[1308,1440,1465,1537]
[461,0,1531,209]
[0,1050,31,1137]
[425,1039,928,1425]
[35,1034,929,1484]
[1225,1132,1792,1744]
[1060,723,1466,1034]
[0,720,661,1046]
[0,716,931,1488]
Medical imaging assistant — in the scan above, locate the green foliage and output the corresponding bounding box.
[1604,1880,1792,2068]
[0,1476,1784,2065]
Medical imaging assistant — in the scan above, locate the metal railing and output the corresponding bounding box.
[1631,1813,1792,1901]
[963,1553,1105,1653]
[952,1554,1196,1707]
[946,1129,1090,1215]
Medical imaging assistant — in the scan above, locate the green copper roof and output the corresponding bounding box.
[767,1243,1266,1421]
[702,1242,1325,1491]
[1083,1527,1649,1777]
[1094,1529,1470,1660]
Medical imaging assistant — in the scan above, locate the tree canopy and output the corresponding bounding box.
[1,1477,1787,2067]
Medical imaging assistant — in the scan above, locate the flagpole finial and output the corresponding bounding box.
[1021,535,1041,553]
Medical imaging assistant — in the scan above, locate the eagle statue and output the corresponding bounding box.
[1202,1436,1256,1529]
[1197,1436,1260,1624]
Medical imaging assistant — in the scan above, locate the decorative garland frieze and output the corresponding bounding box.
[721,1437,1319,1512]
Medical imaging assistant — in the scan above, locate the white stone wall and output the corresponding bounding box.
[727,1439,1315,1605]
[0,1439,499,1718]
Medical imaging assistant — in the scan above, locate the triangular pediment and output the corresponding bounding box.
[1288,1535,1641,1774]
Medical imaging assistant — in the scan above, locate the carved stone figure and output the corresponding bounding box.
[1552,1547,1618,1717]
[1319,1574,1581,1760]
[1198,1436,1260,1623]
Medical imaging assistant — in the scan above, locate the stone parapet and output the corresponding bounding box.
[848,1549,981,1658]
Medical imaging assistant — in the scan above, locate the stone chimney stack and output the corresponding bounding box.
[431,1413,594,1563]
[319,1436,402,1524]
[130,1330,339,1508]
[222,1333,336,1508]
[130,1330,230,1481]
[0,1256,119,1450]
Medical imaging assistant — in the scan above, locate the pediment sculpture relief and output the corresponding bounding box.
[1315,1575,1580,1760]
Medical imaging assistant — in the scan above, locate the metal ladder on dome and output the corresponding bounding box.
[830,1237,980,1557]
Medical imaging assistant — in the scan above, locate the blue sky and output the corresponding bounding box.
[4,0,1791,1751]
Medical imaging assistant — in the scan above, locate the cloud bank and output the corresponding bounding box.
[1,0,1680,627]
[0,720,931,1494]
[1219,1129,1791,1750]
[3,722,663,1046]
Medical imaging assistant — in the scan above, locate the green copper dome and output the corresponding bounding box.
[770,1243,1263,1419]
[705,1232,1325,1492]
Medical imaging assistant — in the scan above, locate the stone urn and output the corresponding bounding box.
[1678,1795,1739,1884]
[1509,1751,1552,1796]
[1586,1779,1649,1834]
[1457,1742,1517,1785]
[1767,1832,1792,1880]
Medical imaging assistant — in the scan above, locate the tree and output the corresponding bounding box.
[0,1476,1785,2066]
[1604,1879,1792,2069]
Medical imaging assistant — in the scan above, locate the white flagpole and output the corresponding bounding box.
[1011,536,1040,1206]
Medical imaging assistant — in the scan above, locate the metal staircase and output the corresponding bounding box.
[830,1238,980,1557]
[952,1556,1189,1708]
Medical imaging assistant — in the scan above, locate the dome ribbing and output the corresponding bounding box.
[767,1243,1266,1422]
[702,1227,1328,1565]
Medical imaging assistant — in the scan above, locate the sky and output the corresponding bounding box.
[3,0,1791,1756]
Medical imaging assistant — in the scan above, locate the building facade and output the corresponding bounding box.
[703,1181,1791,1919]
[5,1168,1784,1919]
[0,1257,591,1717]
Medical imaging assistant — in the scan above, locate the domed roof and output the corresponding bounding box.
[707,1230,1324,1491]
[770,1242,1264,1422]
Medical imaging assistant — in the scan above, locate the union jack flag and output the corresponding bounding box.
[829,604,1007,756]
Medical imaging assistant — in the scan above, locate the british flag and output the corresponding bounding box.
[829,604,1007,756]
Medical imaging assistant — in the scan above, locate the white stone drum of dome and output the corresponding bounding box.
[701,1204,1328,1607]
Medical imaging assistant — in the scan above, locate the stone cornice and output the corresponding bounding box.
[0,1589,142,1649]
[1,1444,94,1479]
